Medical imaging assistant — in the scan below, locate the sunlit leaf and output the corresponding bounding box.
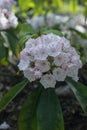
[18,0,35,10]
[70,0,78,13]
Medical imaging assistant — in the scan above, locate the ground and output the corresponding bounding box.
[0,64,87,130]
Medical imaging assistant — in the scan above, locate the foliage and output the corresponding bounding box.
[0,79,28,111]
[65,77,87,115]
[0,0,87,130]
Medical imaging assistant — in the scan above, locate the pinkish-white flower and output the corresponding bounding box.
[18,33,82,88]
[18,60,30,71]
[25,38,35,48]
[48,41,62,57]
[33,44,48,60]
[66,64,79,81]
[0,0,16,10]
[54,52,71,66]
[24,68,36,82]
[53,68,67,81]
[0,9,18,30]
[40,74,56,88]
[61,37,70,52]
[18,49,30,70]
[0,12,8,29]
[35,60,50,72]
[47,33,61,42]
[34,70,42,79]
[8,12,18,28]
[71,55,82,67]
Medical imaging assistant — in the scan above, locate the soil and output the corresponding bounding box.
[0,64,87,130]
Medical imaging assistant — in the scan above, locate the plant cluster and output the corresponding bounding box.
[18,33,82,88]
[0,0,87,130]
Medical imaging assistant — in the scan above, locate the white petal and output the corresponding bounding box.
[61,37,70,52]
[67,64,79,81]
[54,53,71,66]
[18,60,29,71]
[34,70,42,79]
[24,69,36,82]
[53,68,67,81]
[35,60,50,72]
[48,42,62,57]
[40,74,56,88]
[34,44,48,60]
[25,38,35,48]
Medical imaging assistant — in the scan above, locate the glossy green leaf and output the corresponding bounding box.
[43,29,63,37]
[19,86,43,130]
[37,88,64,130]
[0,79,28,112]
[71,28,87,39]
[18,24,35,46]
[19,24,35,37]
[18,34,32,47]
[65,77,87,115]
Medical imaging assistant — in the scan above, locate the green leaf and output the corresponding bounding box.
[19,24,35,37]
[52,0,63,8]
[33,0,46,6]
[2,31,18,55]
[65,77,87,115]
[6,32,18,55]
[18,34,32,47]
[71,28,87,39]
[43,29,63,37]
[19,86,43,130]
[37,88,64,130]
[0,79,28,112]
[18,0,35,10]
[0,40,8,60]
[18,24,36,46]
[70,0,78,13]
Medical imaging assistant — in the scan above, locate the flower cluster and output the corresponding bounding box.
[0,0,18,30]
[0,0,15,10]
[27,14,85,31]
[18,33,82,88]
[0,9,18,30]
